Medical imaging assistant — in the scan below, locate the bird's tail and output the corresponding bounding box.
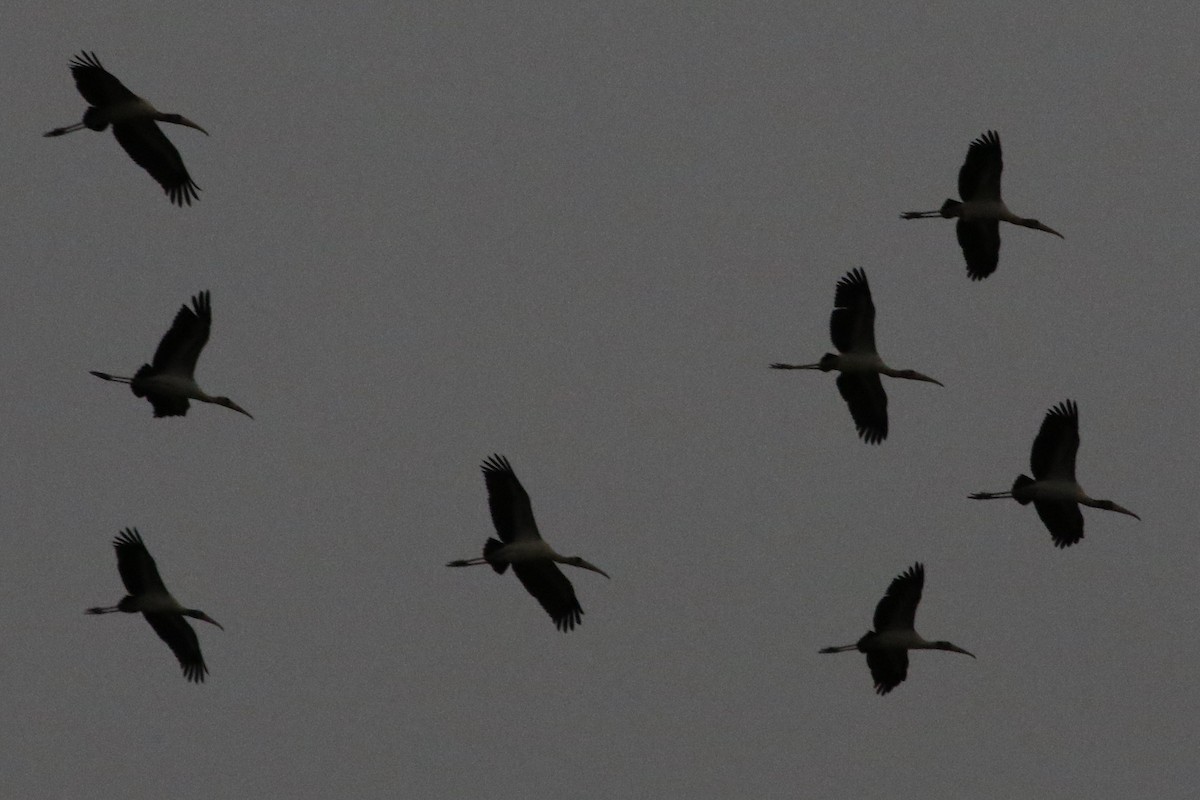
[1011,474,1035,505]
[131,364,154,397]
[483,538,508,574]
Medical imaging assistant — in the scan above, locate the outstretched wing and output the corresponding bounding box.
[68,51,137,106]
[829,268,876,354]
[958,130,1002,202]
[872,562,924,632]
[512,561,584,631]
[957,218,1001,280]
[1034,500,1085,548]
[866,649,909,695]
[112,528,167,596]
[1031,400,1079,481]
[150,291,212,376]
[481,454,540,542]
[836,372,887,445]
[143,613,208,682]
[111,120,201,206]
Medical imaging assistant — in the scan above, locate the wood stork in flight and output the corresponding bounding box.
[90,290,252,419]
[87,528,223,683]
[44,51,207,206]
[969,400,1140,548]
[770,268,943,444]
[447,454,609,631]
[901,130,1062,280]
[820,563,974,695]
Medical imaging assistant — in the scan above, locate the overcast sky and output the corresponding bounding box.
[4,3,1199,798]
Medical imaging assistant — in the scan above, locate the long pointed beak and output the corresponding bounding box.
[946,644,975,658]
[1035,222,1064,238]
[580,560,611,579]
[900,210,942,219]
[1113,504,1141,521]
[895,370,944,386]
[221,399,253,418]
[179,117,210,136]
[199,613,224,630]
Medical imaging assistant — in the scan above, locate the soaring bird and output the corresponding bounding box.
[90,290,252,419]
[87,528,223,683]
[819,563,974,695]
[770,268,943,444]
[447,454,609,631]
[901,130,1062,280]
[44,51,207,206]
[969,400,1140,548]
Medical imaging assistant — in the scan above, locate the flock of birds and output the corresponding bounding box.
[47,52,1139,695]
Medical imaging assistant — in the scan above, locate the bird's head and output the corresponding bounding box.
[935,641,975,658]
[215,397,253,418]
[186,610,224,630]
[1095,500,1140,520]
[565,556,610,579]
[163,114,209,135]
[896,369,944,387]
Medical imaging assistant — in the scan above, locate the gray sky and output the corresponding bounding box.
[4,3,1198,798]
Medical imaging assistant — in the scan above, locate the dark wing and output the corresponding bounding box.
[512,561,583,631]
[111,120,201,206]
[481,454,540,542]
[132,363,191,417]
[956,218,1001,280]
[958,130,1002,202]
[1034,500,1085,548]
[150,291,212,376]
[112,528,167,595]
[68,52,137,106]
[1030,400,1079,480]
[149,395,190,417]
[143,613,208,682]
[873,562,924,632]
[829,268,876,354]
[866,649,909,695]
[836,372,887,444]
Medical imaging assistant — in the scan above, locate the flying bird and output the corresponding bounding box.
[44,51,207,206]
[90,290,253,419]
[819,563,974,695]
[87,528,223,683]
[447,454,609,631]
[901,130,1063,280]
[969,400,1140,548]
[770,268,943,444]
